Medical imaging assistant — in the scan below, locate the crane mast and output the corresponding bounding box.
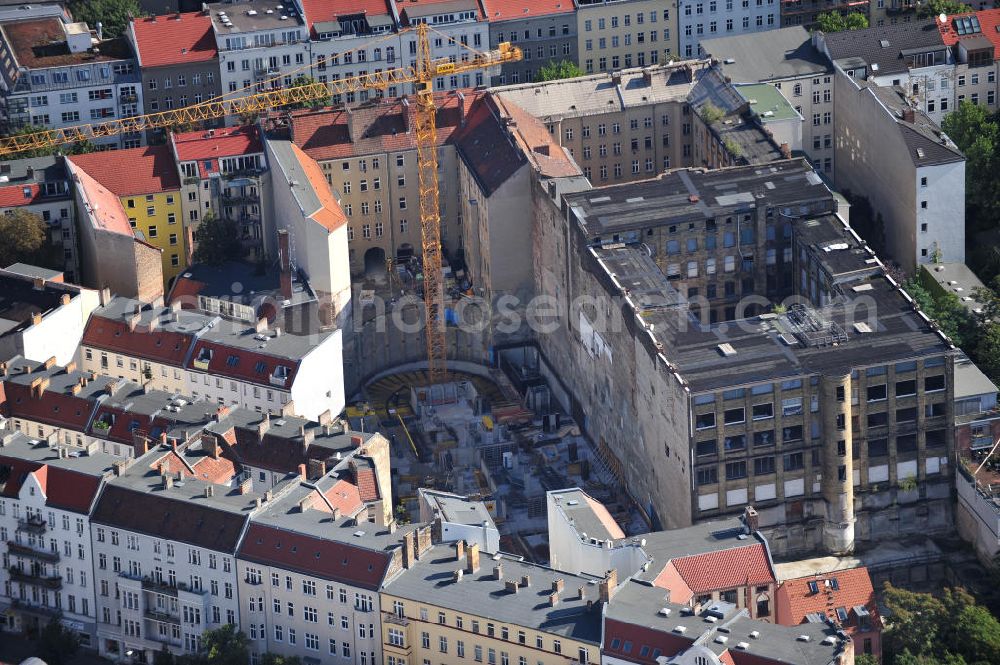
[0,25,521,385]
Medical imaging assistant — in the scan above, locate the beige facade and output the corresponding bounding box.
[575,0,679,74]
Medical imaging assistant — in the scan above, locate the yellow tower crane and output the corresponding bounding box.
[0,25,521,385]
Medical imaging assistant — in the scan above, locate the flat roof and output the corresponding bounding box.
[491,62,709,121]
[701,27,832,82]
[1,18,133,68]
[206,0,305,33]
[954,352,998,401]
[420,489,496,528]
[737,83,801,122]
[549,488,625,542]
[0,271,78,336]
[922,262,988,314]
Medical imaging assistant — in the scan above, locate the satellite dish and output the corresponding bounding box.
[939,12,947,23]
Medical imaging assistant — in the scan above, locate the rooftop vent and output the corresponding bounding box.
[658,607,672,617]
[749,631,760,639]
[673,626,687,634]
[879,39,890,48]
[715,636,728,644]
[717,343,737,357]
[854,322,872,334]
[736,642,750,650]
[822,636,837,645]
[797,635,811,642]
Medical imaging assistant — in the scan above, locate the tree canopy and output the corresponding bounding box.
[536,60,585,82]
[34,621,81,665]
[814,11,869,32]
[0,208,62,270]
[882,584,1000,665]
[917,0,973,18]
[67,0,143,39]
[192,212,244,266]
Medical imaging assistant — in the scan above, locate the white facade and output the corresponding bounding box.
[91,513,243,660]
[678,0,779,59]
[870,63,955,126]
[915,160,966,268]
[0,468,99,646]
[417,489,501,553]
[546,490,648,578]
[237,558,383,664]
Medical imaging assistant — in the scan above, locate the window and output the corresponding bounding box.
[783,452,803,471]
[696,412,716,429]
[896,379,916,396]
[723,408,745,425]
[867,385,887,402]
[725,461,747,480]
[925,375,945,392]
[754,456,775,475]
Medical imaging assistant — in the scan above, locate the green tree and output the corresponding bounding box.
[536,60,585,82]
[192,212,243,265]
[882,583,946,659]
[903,278,978,348]
[34,621,81,665]
[0,208,61,269]
[199,625,250,665]
[917,0,973,18]
[855,655,880,665]
[814,11,869,32]
[974,322,1000,385]
[288,75,329,110]
[153,647,177,665]
[259,654,303,665]
[942,102,1000,239]
[67,0,143,39]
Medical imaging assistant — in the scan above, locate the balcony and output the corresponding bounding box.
[144,608,181,624]
[269,368,290,387]
[7,541,60,563]
[120,93,138,104]
[8,566,62,589]
[16,515,47,534]
[222,192,260,204]
[885,0,916,12]
[385,613,410,627]
[11,599,61,619]
[192,349,212,371]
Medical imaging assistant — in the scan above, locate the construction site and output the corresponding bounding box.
[351,352,648,562]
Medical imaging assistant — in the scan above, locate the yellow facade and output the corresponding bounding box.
[123,190,187,285]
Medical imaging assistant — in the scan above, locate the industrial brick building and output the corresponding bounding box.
[532,157,956,556]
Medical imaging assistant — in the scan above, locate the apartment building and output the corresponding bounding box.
[532,158,957,557]
[235,476,423,665]
[703,28,837,176]
[90,442,268,661]
[68,146,187,286]
[0,156,80,283]
[298,0,405,103]
[454,92,580,304]
[285,92,473,277]
[677,0,778,59]
[0,267,99,365]
[819,20,955,125]
[381,541,603,665]
[775,566,882,661]
[79,296,345,420]
[574,0,678,74]
[393,0,490,93]
[0,430,115,647]
[603,578,851,665]
[937,10,1000,113]
[833,77,965,272]
[0,11,144,149]
[492,62,708,184]
[780,0,870,28]
[487,0,577,85]
[64,158,165,303]
[209,0,309,103]
[128,11,221,141]
[546,488,648,578]
[170,126,268,261]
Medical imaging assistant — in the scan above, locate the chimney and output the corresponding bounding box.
[454,539,466,561]
[112,460,128,476]
[133,433,149,457]
[744,505,760,533]
[493,563,503,580]
[318,409,332,426]
[401,97,411,132]
[611,71,622,85]
[32,276,44,290]
[160,431,168,447]
[577,587,585,600]
[205,485,215,498]
[549,592,560,606]
[457,91,467,127]
[203,433,221,460]
[278,229,292,299]
[163,474,174,489]
[453,569,464,583]
[257,413,271,440]
[307,458,327,480]
[402,530,416,569]
[505,580,519,594]
[297,463,307,481]
[552,578,564,593]
[239,477,253,494]
[599,569,618,603]
[351,435,364,447]
[31,312,42,326]
[64,360,77,373]
[300,425,315,449]
[346,108,364,142]
[214,405,230,422]
[255,317,268,334]
[902,107,915,123]
[104,381,116,396]
[779,143,791,159]
[466,542,480,573]
[520,575,531,588]
[60,293,71,306]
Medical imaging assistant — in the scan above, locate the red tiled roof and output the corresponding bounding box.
[652,561,694,604]
[776,567,879,633]
[186,340,300,388]
[0,456,101,514]
[81,314,195,365]
[354,465,379,501]
[130,12,218,68]
[323,479,363,515]
[165,274,206,308]
[938,9,1000,50]
[451,97,525,196]
[289,91,483,162]
[603,618,695,664]
[68,145,181,196]
[66,160,134,236]
[298,0,393,36]
[667,543,774,594]
[289,143,348,231]
[2,380,96,432]
[485,0,573,21]
[0,183,43,208]
[239,523,392,589]
[171,126,263,178]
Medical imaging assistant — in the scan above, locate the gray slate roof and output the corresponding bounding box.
[701,27,831,82]
[822,20,947,76]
